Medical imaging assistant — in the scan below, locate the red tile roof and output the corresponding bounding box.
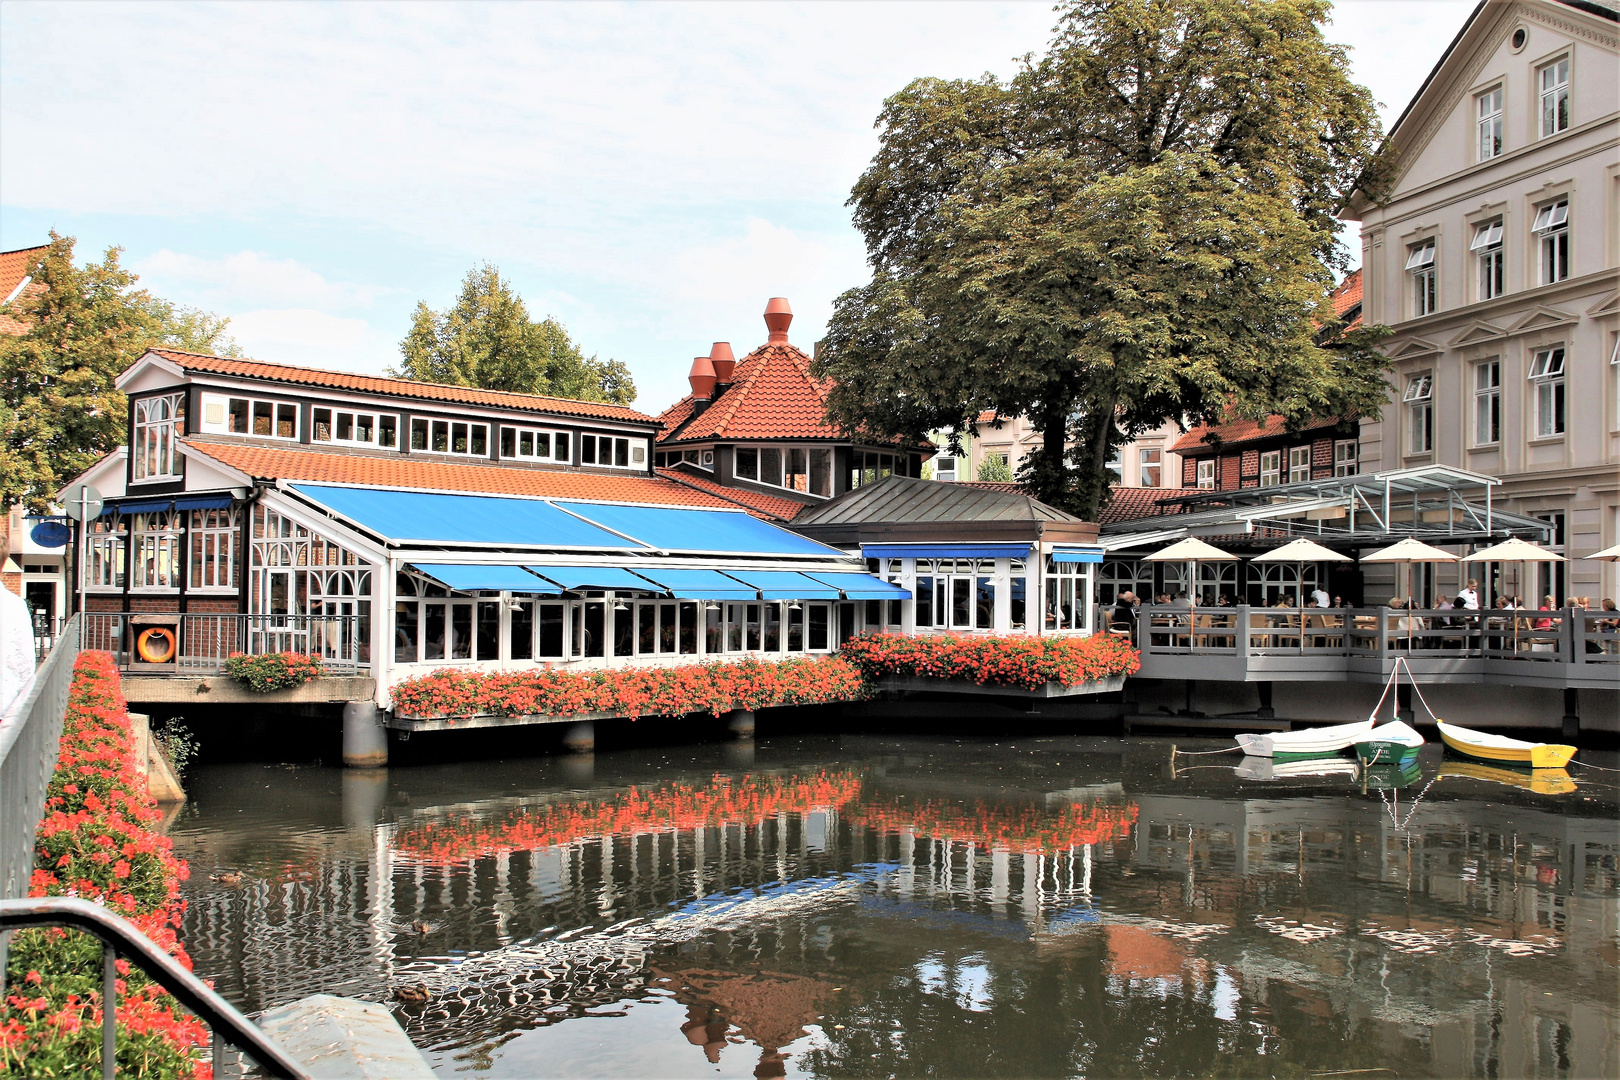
[655,466,808,522]
[1172,415,1343,455]
[1330,268,1362,329]
[1098,486,1186,526]
[181,437,742,509]
[657,341,842,442]
[149,348,656,425]
[0,245,48,337]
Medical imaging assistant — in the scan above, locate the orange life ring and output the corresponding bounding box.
[136,627,177,664]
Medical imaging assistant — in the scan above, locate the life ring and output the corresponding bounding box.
[136,627,177,664]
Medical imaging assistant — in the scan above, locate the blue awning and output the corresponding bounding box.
[112,498,176,516]
[527,565,666,592]
[554,501,841,557]
[291,485,640,549]
[632,568,759,601]
[799,572,911,601]
[172,493,236,511]
[411,564,559,593]
[721,570,843,601]
[863,543,1032,560]
[1049,546,1105,564]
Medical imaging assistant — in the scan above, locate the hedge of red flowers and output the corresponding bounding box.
[2,652,211,1078]
[390,654,868,720]
[223,651,325,692]
[839,632,1139,690]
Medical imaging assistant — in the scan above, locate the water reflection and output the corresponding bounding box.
[171,738,1620,1078]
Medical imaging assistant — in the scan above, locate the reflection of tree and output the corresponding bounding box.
[652,966,838,1079]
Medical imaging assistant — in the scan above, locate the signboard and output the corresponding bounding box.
[29,519,71,548]
[61,483,103,521]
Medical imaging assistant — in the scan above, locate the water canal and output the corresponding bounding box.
[167,735,1620,1078]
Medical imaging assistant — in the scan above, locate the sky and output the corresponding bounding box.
[0,0,1478,413]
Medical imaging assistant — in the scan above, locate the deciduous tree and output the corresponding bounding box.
[394,264,634,405]
[815,0,1392,518]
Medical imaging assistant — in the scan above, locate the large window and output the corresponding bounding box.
[741,445,837,492]
[251,506,372,666]
[132,393,186,481]
[1333,439,1358,477]
[1288,446,1311,484]
[1539,56,1570,137]
[1533,200,1569,284]
[499,425,570,463]
[1477,85,1503,160]
[410,418,489,457]
[131,511,181,589]
[913,558,996,631]
[189,508,239,589]
[1043,557,1092,634]
[86,516,126,589]
[1473,360,1501,445]
[1471,219,1504,299]
[312,406,397,448]
[1196,459,1215,490]
[1530,346,1565,438]
[580,432,645,469]
[1404,374,1434,454]
[1406,240,1437,317]
[1139,447,1162,488]
[198,393,296,441]
[1259,450,1281,487]
[845,450,899,491]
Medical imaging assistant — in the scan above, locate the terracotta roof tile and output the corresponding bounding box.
[1172,415,1343,454]
[657,341,841,442]
[150,348,656,425]
[1098,486,1186,526]
[655,466,808,522]
[181,437,737,508]
[0,245,48,337]
[1330,268,1362,329]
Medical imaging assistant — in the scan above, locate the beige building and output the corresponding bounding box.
[1344,0,1619,602]
[944,412,1182,490]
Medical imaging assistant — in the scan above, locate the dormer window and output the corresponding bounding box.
[132,393,186,481]
[312,407,397,448]
[199,392,297,441]
[736,445,834,495]
[499,425,570,463]
[410,418,488,457]
[580,433,644,469]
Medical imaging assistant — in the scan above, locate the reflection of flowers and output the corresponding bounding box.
[848,797,1138,854]
[840,632,1139,689]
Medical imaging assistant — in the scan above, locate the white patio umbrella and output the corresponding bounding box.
[1584,543,1620,561]
[1253,538,1353,650]
[1462,538,1565,648]
[1144,537,1239,605]
[1361,538,1459,650]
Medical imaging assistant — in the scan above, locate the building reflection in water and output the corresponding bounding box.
[173,745,1619,1078]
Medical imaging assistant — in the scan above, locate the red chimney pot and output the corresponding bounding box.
[688,354,717,400]
[764,297,792,343]
[709,341,736,383]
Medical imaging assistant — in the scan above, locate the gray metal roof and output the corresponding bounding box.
[793,475,1079,526]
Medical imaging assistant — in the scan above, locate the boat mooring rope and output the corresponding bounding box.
[1170,744,1243,757]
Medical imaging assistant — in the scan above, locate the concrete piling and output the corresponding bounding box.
[727,709,756,739]
[562,721,595,753]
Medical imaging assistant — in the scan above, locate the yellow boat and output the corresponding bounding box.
[1439,761,1576,795]
[1434,719,1577,769]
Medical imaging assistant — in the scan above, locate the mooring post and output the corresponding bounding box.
[1256,681,1275,720]
[562,720,595,754]
[726,709,756,740]
[1562,688,1580,743]
[341,700,388,769]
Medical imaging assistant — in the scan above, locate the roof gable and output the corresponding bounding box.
[1450,319,1509,347]
[659,341,841,443]
[0,244,48,336]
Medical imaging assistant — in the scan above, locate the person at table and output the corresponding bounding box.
[1109,591,1139,635]
[1456,579,1480,612]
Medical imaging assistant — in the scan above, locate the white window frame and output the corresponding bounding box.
[1477,84,1503,160]
[498,425,571,463]
[1287,445,1312,484]
[1404,374,1434,454]
[1471,219,1504,300]
[131,511,181,591]
[1530,346,1566,438]
[1533,200,1569,285]
[132,393,187,482]
[197,392,298,442]
[1333,440,1357,477]
[311,406,397,449]
[1196,459,1215,490]
[1105,447,1123,483]
[1139,447,1162,488]
[737,444,835,496]
[1470,360,1500,447]
[1538,56,1570,137]
[1042,556,1093,634]
[86,516,126,590]
[579,432,646,470]
[409,417,490,458]
[1259,450,1281,487]
[933,454,958,482]
[188,507,239,591]
[1406,241,1437,317]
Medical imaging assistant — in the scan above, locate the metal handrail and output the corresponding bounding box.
[1,614,80,907]
[0,897,309,1080]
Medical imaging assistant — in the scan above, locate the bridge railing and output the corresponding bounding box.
[82,613,370,675]
[1,614,79,909]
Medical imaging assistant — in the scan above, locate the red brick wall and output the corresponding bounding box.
[186,597,243,614]
[1221,455,1242,490]
[2,571,19,599]
[128,597,182,613]
[87,596,124,612]
[1182,456,1198,486]
[1311,437,1334,479]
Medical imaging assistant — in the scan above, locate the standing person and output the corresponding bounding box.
[0,530,37,718]
[1456,579,1480,611]
[1311,583,1330,609]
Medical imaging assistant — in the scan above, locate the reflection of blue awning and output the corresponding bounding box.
[721,570,842,600]
[411,564,559,593]
[1050,547,1105,564]
[554,501,841,556]
[172,493,235,511]
[863,543,1032,559]
[527,565,665,592]
[799,572,911,601]
[632,568,758,600]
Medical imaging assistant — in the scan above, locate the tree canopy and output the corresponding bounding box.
[393,264,635,406]
[0,232,239,512]
[813,0,1393,518]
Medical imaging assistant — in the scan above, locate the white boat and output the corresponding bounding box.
[1234,718,1374,760]
[1354,719,1424,765]
[1236,756,1361,781]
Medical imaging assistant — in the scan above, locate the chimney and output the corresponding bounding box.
[688,354,717,401]
[709,341,736,384]
[764,297,792,343]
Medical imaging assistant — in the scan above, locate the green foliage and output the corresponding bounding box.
[976,455,1014,482]
[393,263,635,405]
[224,651,325,692]
[814,0,1393,519]
[0,233,238,513]
[152,716,199,775]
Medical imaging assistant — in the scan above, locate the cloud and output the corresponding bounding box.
[135,250,387,311]
[225,309,398,375]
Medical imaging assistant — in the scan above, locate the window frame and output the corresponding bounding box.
[1405,374,1434,455]
[197,392,298,442]
[1139,446,1162,488]
[130,510,182,591]
[1538,55,1570,138]
[1196,459,1216,490]
[1473,360,1502,446]
[311,406,397,449]
[1287,445,1312,484]
[131,393,187,482]
[1471,219,1504,300]
[409,417,491,458]
[1333,440,1357,477]
[1406,240,1438,317]
[1259,450,1282,487]
[1477,84,1504,160]
[498,424,571,464]
[188,507,240,591]
[1533,199,1570,285]
[1529,346,1566,438]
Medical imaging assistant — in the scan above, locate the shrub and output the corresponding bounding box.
[1,651,210,1078]
[223,651,325,692]
[839,631,1140,689]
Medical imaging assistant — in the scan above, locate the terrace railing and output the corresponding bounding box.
[82,613,370,676]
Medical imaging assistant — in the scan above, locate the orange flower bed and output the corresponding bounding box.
[840,632,1139,689]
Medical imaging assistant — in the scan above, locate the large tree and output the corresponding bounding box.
[0,232,239,512]
[394,264,635,405]
[814,0,1392,518]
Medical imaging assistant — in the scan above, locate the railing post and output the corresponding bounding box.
[103,942,116,1080]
